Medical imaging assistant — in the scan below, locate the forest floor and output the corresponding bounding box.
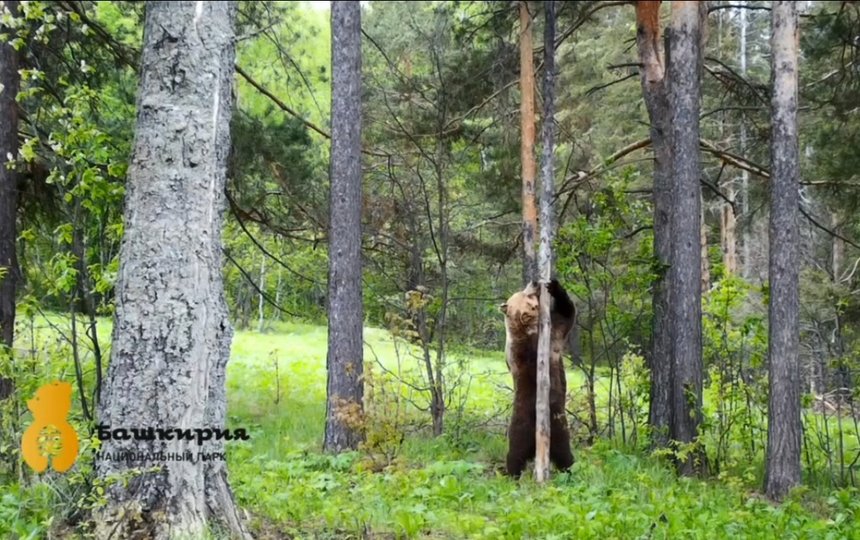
[2,316,858,538]
[224,322,858,540]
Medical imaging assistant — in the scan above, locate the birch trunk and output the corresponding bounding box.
[95,2,246,538]
[324,0,365,452]
[0,0,20,400]
[635,0,673,449]
[520,1,538,284]
[765,0,801,501]
[739,4,751,279]
[534,0,556,484]
[667,0,705,476]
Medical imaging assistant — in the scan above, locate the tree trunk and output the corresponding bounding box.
[534,0,556,484]
[257,253,266,332]
[635,0,673,449]
[0,0,20,401]
[519,0,538,284]
[720,193,738,275]
[739,4,751,279]
[324,0,364,453]
[765,0,801,501]
[701,192,710,292]
[94,3,247,538]
[667,0,705,476]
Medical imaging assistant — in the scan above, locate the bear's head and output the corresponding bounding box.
[27,381,73,424]
[499,281,540,338]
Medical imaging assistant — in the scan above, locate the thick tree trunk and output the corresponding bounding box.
[324,0,364,453]
[667,1,705,476]
[534,0,556,484]
[519,0,538,284]
[0,0,20,400]
[94,3,246,538]
[765,0,801,501]
[635,0,673,449]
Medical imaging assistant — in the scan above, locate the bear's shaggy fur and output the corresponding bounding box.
[500,279,575,477]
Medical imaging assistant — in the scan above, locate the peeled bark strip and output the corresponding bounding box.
[634,0,672,449]
[534,0,556,484]
[324,0,365,453]
[0,0,20,400]
[765,0,801,501]
[667,1,705,476]
[520,1,538,284]
[95,2,246,538]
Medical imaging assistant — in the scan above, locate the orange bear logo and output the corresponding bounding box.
[21,381,79,473]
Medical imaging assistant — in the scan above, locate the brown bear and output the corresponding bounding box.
[499,279,575,477]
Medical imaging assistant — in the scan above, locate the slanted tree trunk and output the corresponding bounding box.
[519,0,538,284]
[0,0,20,401]
[534,0,556,484]
[765,0,801,501]
[94,3,247,538]
[324,0,364,452]
[667,0,705,476]
[635,0,672,449]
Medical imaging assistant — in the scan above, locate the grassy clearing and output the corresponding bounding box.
[3,316,859,539]
[224,322,858,539]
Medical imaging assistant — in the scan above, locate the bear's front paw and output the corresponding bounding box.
[547,278,563,295]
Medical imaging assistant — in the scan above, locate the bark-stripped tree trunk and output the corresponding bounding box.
[0,0,20,401]
[95,3,247,538]
[520,0,538,284]
[324,0,364,452]
[635,0,673,449]
[765,0,801,501]
[534,0,556,484]
[667,0,705,476]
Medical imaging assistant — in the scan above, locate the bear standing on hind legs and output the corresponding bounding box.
[499,279,575,477]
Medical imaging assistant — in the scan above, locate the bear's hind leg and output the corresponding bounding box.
[550,411,574,472]
[505,413,536,477]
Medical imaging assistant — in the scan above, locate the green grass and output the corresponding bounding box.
[222,322,859,539]
[3,315,860,539]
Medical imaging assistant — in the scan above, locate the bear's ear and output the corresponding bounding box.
[499,302,508,314]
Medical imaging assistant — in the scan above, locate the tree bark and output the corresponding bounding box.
[765,0,801,501]
[534,0,556,484]
[739,4,751,279]
[520,1,538,284]
[720,194,738,275]
[635,0,673,449]
[701,192,710,292]
[95,3,247,538]
[324,0,364,453]
[667,0,705,476]
[257,254,266,332]
[0,0,20,401]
